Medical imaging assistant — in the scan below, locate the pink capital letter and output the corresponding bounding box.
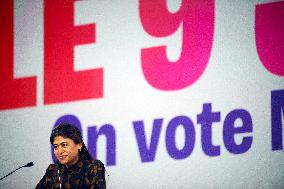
[255,1,284,76]
[139,0,214,90]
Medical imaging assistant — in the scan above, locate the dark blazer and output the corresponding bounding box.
[36,159,106,189]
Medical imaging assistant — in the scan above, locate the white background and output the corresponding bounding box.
[0,0,283,188]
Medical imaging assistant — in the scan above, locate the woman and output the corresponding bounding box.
[36,123,106,189]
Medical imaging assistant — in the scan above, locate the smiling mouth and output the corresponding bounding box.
[58,156,67,161]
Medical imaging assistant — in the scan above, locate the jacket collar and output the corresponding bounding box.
[58,158,84,173]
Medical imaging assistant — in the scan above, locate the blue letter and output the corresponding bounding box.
[271,89,284,151]
[88,124,116,166]
[166,115,195,159]
[197,103,221,156]
[223,109,253,154]
[133,119,163,162]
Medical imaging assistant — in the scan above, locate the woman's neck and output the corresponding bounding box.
[65,156,79,168]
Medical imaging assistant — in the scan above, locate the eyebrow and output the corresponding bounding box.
[53,142,68,146]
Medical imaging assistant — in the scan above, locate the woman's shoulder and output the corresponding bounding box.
[93,159,105,166]
[44,163,60,174]
[83,159,106,186]
[84,159,105,173]
[46,163,58,169]
[85,159,104,167]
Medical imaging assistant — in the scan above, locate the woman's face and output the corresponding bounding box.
[53,136,82,166]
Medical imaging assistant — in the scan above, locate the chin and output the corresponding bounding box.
[60,160,69,165]
[57,159,67,165]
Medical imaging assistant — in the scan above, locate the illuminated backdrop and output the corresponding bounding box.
[0,0,284,188]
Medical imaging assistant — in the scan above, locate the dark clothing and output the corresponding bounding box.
[36,159,106,189]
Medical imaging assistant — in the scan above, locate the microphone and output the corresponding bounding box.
[0,162,34,181]
[24,162,34,167]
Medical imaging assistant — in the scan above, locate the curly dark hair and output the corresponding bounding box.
[50,123,93,161]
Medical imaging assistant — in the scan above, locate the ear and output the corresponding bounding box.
[77,143,83,150]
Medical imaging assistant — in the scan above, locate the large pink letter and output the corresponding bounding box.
[44,0,103,104]
[255,1,284,76]
[0,0,36,110]
[139,0,214,90]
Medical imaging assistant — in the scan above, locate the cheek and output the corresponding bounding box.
[53,149,58,155]
[66,148,78,156]
[72,149,79,156]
